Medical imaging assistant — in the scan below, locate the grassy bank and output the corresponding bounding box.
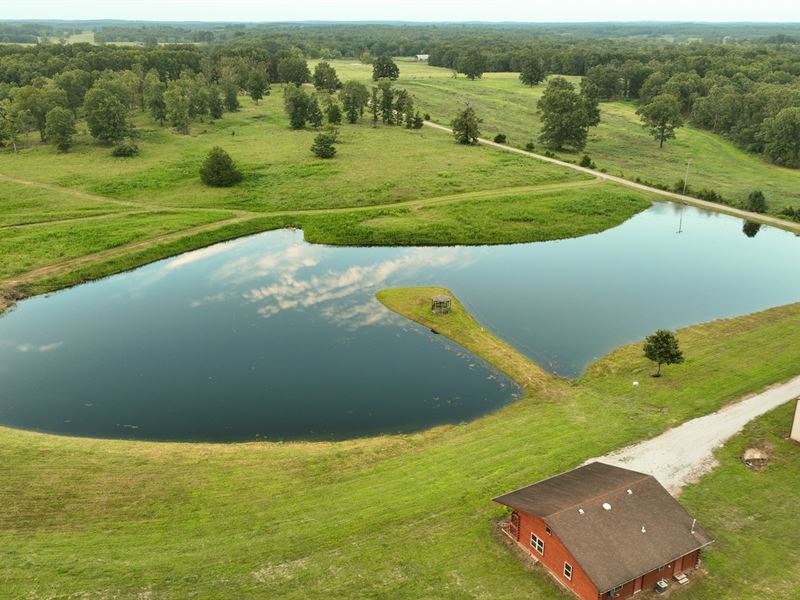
[2,290,800,598]
[325,59,800,213]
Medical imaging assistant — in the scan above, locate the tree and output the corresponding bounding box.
[312,62,341,93]
[310,130,337,158]
[307,96,323,128]
[247,70,269,104]
[745,190,767,213]
[580,79,601,127]
[457,49,487,80]
[372,56,399,81]
[519,57,545,87]
[537,77,589,151]
[0,99,31,151]
[643,329,684,377]
[325,100,342,125]
[369,87,380,127]
[451,105,481,145]
[209,88,224,120]
[54,69,93,111]
[637,94,684,148]
[84,85,130,144]
[283,86,309,129]
[760,107,800,168]
[164,80,191,134]
[378,81,395,125]
[200,147,242,187]
[222,80,240,112]
[143,70,166,125]
[277,56,310,86]
[340,80,369,123]
[44,107,76,152]
[13,83,68,141]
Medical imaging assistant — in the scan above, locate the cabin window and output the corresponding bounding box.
[608,586,623,598]
[545,526,552,535]
[563,562,573,580]
[530,533,545,555]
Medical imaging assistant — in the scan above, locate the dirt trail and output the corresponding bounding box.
[423,121,800,234]
[589,376,800,494]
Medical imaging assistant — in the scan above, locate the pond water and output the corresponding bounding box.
[1,201,799,441]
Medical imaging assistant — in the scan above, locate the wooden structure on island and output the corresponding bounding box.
[431,295,452,314]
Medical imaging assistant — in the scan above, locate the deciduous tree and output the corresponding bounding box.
[537,77,590,150]
[643,329,684,377]
[340,80,369,123]
[312,62,341,93]
[519,57,545,87]
[84,85,130,144]
[372,56,399,81]
[451,105,481,145]
[636,93,684,148]
[44,106,76,152]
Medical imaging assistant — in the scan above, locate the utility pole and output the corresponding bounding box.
[677,159,691,234]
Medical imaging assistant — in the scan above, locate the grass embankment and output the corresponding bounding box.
[377,287,551,389]
[1,91,656,301]
[2,291,800,598]
[327,59,800,213]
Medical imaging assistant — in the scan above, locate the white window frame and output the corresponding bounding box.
[563,562,573,581]
[530,532,545,555]
[608,586,623,598]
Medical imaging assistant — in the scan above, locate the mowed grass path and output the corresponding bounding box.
[325,59,800,212]
[2,293,800,598]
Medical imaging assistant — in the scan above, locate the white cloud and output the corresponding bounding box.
[16,342,63,353]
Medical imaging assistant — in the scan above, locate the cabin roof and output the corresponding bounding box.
[493,462,714,593]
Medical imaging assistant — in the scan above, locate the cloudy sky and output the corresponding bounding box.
[3,0,800,23]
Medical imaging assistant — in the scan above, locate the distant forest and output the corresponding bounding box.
[1,21,800,168]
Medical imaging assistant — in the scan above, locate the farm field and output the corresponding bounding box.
[322,59,800,212]
[2,290,799,598]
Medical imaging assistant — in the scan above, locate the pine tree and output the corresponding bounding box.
[310,131,337,158]
[307,97,324,128]
[451,106,482,144]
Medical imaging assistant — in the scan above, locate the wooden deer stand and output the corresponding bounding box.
[431,295,452,315]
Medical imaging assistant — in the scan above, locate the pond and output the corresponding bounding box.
[1,201,799,441]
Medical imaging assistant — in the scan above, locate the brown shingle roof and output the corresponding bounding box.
[493,463,714,593]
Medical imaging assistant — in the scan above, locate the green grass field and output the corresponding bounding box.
[322,58,800,212]
[0,89,655,303]
[1,291,799,598]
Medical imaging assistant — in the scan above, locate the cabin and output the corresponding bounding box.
[493,463,714,600]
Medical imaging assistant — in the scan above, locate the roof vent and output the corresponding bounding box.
[602,503,612,511]
[627,489,633,495]
[578,508,585,515]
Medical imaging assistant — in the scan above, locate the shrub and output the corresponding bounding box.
[311,131,337,158]
[579,154,596,168]
[493,133,507,144]
[745,190,767,213]
[423,113,431,121]
[111,138,140,157]
[695,188,722,203]
[673,179,691,194]
[525,142,535,151]
[200,147,243,187]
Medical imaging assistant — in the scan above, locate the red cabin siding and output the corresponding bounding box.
[513,510,703,600]
[517,511,601,600]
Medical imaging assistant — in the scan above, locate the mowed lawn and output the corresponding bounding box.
[323,59,800,212]
[1,298,800,598]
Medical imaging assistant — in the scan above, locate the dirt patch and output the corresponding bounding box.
[742,442,774,471]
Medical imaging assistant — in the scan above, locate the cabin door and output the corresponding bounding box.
[673,560,683,576]
[633,576,643,593]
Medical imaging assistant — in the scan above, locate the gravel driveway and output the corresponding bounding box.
[589,375,800,494]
